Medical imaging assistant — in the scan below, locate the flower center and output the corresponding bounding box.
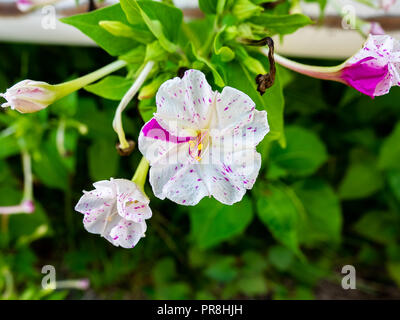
[188,129,209,162]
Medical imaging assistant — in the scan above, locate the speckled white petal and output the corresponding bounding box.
[207,148,262,205]
[113,178,151,222]
[109,219,147,249]
[75,182,117,235]
[211,109,269,151]
[212,86,256,131]
[149,162,210,206]
[154,69,214,136]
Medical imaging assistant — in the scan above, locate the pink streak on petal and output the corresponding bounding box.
[142,118,191,143]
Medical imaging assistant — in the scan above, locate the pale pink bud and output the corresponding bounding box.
[16,0,57,12]
[379,0,396,11]
[16,0,35,12]
[361,22,386,36]
[0,80,57,113]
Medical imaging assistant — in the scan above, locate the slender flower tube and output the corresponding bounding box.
[268,35,400,98]
[0,150,34,215]
[54,279,90,291]
[74,158,152,249]
[112,61,155,151]
[139,69,270,206]
[1,60,127,113]
[0,200,34,215]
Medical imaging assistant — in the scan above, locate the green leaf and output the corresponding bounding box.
[269,125,327,176]
[189,196,253,249]
[379,122,400,171]
[32,139,69,191]
[353,211,400,245]
[387,170,400,202]
[145,41,168,62]
[0,133,20,159]
[199,0,226,15]
[237,275,268,296]
[387,262,400,287]
[119,46,146,64]
[293,179,342,246]
[189,43,225,87]
[251,13,313,35]
[214,28,235,62]
[84,76,134,101]
[268,245,294,271]
[138,99,156,122]
[232,0,263,20]
[120,0,182,53]
[338,149,383,200]
[9,202,50,242]
[88,139,119,181]
[235,47,266,74]
[256,183,301,255]
[61,4,136,56]
[205,256,238,282]
[225,59,285,146]
[153,258,177,285]
[241,251,268,274]
[182,16,216,51]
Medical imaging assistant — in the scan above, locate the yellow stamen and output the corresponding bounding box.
[197,143,203,150]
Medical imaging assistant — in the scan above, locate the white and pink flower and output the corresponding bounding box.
[341,35,400,97]
[75,178,152,249]
[139,69,269,206]
[0,80,56,113]
[273,35,400,98]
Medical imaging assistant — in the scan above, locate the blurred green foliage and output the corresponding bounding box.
[1,0,400,300]
[1,41,400,299]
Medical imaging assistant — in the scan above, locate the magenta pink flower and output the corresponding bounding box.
[272,35,400,98]
[342,35,400,97]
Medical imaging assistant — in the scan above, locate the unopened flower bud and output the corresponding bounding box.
[232,0,263,20]
[0,80,56,114]
[17,0,57,12]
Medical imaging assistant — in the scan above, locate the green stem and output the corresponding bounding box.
[132,157,150,195]
[56,118,66,157]
[53,60,127,99]
[22,149,33,202]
